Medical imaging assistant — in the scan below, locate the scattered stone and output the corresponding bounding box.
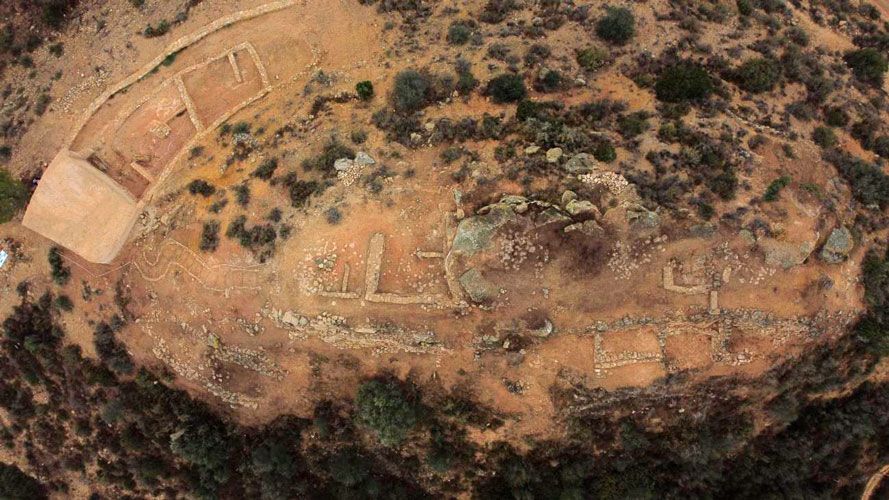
[820,226,853,264]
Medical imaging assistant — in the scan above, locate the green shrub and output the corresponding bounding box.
[812,126,837,149]
[824,106,849,127]
[447,20,475,45]
[655,61,713,102]
[234,184,250,207]
[0,463,44,499]
[736,0,753,15]
[595,6,635,45]
[187,179,216,197]
[763,175,791,201]
[486,73,526,103]
[593,141,617,162]
[733,57,780,93]
[48,247,70,286]
[143,20,171,38]
[356,80,374,101]
[253,158,278,180]
[874,136,889,159]
[617,111,650,138]
[0,169,27,224]
[576,46,608,72]
[844,48,888,86]
[355,379,418,445]
[200,221,220,252]
[391,70,432,113]
[301,139,355,176]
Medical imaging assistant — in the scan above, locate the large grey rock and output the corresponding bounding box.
[759,238,815,269]
[626,205,660,229]
[546,147,563,163]
[564,220,605,237]
[820,226,853,264]
[534,206,572,229]
[334,158,354,172]
[563,153,596,174]
[459,268,498,303]
[452,206,517,256]
[565,199,600,218]
[354,151,376,167]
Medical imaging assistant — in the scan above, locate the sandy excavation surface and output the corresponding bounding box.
[0,0,873,442]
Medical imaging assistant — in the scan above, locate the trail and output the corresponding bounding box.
[862,464,889,500]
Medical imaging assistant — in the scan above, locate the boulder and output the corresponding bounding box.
[354,151,376,167]
[459,268,499,303]
[529,318,554,338]
[820,226,853,264]
[546,147,563,163]
[333,158,354,172]
[758,238,815,269]
[452,206,517,256]
[561,190,578,206]
[524,145,541,155]
[565,199,600,218]
[564,220,605,237]
[563,153,596,174]
[626,204,660,229]
[534,206,572,229]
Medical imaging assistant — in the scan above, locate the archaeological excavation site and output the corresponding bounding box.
[0,0,888,497]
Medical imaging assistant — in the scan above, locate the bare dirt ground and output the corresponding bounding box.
[0,0,874,447]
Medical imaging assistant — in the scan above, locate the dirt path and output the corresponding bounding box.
[862,464,889,500]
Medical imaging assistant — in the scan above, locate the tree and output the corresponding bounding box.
[0,169,27,224]
[655,61,713,102]
[844,48,888,86]
[355,379,418,445]
[596,6,635,45]
[356,80,374,101]
[0,462,45,499]
[486,73,527,103]
[733,57,780,93]
[391,70,431,113]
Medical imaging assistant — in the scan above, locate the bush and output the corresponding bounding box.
[252,158,278,180]
[733,57,780,93]
[617,111,650,138]
[486,73,526,103]
[593,141,617,162]
[54,295,73,312]
[0,462,44,499]
[302,139,355,176]
[812,126,837,149]
[655,61,713,102]
[844,48,888,86]
[479,0,520,24]
[823,150,889,208]
[356,80,374,101]
[391,70,432,113]
[824,106,849,128]
[0,169,27,224]
[200,221,220,252]
[596,6,635,45]
[763,175,791,201]
[736,0,753,15]
[355,379,418,445]
[188,179,216,197]
[48,247,70,286]
[576,46,608,72]
[234,184,250,207]
[447,20,474,45]
[143,20,170,38]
